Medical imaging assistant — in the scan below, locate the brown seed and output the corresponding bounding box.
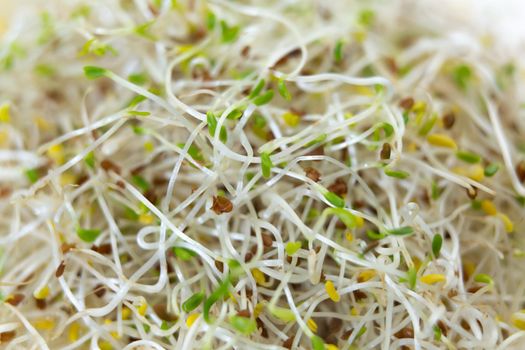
[399,97,414,110]
[93,284,106,298]
[55,260,66,278]
[384,57,398,74]
[467,286,483,293]
[6,294,25,306]
[215,260,224,272]
[35,298,47,310]
[100,159,121,174]
[282,336,295,349]
[341,328,354,340]
[241,46,251,57]
[244,252,253,262]
[437,320,448,336]
[352,290,368,301]
[307,145,324,156]
[0,331,16,342]
[273,48,301,68]
[236,309,251,318]
[212,196,233,214]
[61,243,76,254]
[256,318,268,338]
[153,303,178,322]
[327,178,347,197]
[466,187,478,199]
[0,186,12,198]
[442,112,456,129]
[380,143,391,160]
[394,327,414,338]
[305,167,321,182]
[91,243,112,255]
[516,161,525,183]
[261,233,273,248]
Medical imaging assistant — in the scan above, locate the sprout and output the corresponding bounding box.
[474,273,493,285]
[285,242,302,256]
[282,111,300,127]
[0,103,11,123]
[207,112,228,143]
[452,64,472,90]
[260,152,273,178]
[203,275,231,323]
[76,227,101,243]
[230,315,257,335]
[248,79,265,99]
[387,226,414,236]
[334,40,344,63]
[173,247,197,261]
[323,191,345,208]
[456,151,481,164]
[420,274,446,285]
[182,292,205,313]
[480,199,497,216]
[325,280,340,302]
[277,79,291,101]
[427,134,458,149]
[484,163,500,177]
[220,20,240,43]
[252,90,274,106]
[384,168,410,179]
[269,305,295,322]
[311,335,325,350]
[132,175,150,192]
[83,66,107,79]
[25,168,39,183]
[432,234,443,258]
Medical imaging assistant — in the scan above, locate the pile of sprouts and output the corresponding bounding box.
[1,0,525,349]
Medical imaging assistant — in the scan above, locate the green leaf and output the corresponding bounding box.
[220,20,240,43]
[484,163,499,177]
[456,151,481,164]
[182,292,205,313]
[305,134,327,147]
[431,181,441,200]
[269,305,295,322]
[277,79,291,101]
[334,40,344,63]
[261,152,273,178]
[226,108,244,120]
[433,325,442,341]
[128,110,150,116]
[124,207,139,220]
[380,123,394,137]
[325,208,357,229]
[206,112,228,143]
[356,326,367,338]
[387,226,414,236]
[452,64,472,90]
[407,267,417,290]
[358,9,375,27]
[311,335,325,350]
[432,234,443,258]
[129,95,147,107]
[384,168,410,179]
[84,152,95,169]
[132,175,150,192]
[128,73,148,85]
[206,11,216,30]
[76,227,101,242]
[229,315,256,335]
[248,79,265,99]
[418,114,437,136]
[285,242,302,256]
[173,247,197,261]
[366,230,385,240]
[25,168,39,183]
[323,191,345,208]
[474,273,493,285]
[203,275,231,323]
[134,21,156,40]
[252,90,274,106]
[177,143,204,163]
[83,66,107,79]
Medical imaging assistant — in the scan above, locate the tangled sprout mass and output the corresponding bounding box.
[1,0,525,349]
